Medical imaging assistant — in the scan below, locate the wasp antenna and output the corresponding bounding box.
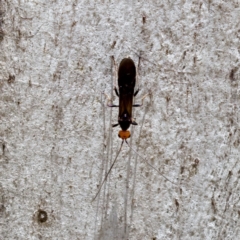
[125,140,177,186]
[92,141,124,202]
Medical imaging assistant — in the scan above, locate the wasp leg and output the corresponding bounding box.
[134,88,139,96]
[109,104,119,107]
[111,56,119,97]
[131,119,138,125]
[114,87,119,97]
[133,92,150,107]
[134,55,141,97]
[112,123,119,127]
[134,53,141,91]
[102,92,119,107]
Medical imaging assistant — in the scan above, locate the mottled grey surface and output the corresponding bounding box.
[0,1,240,239]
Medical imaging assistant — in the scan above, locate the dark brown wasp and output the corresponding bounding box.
[111,56,143,139]
[92,56,174,201]
[92,56,147,201]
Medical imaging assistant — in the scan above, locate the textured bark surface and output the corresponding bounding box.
[0,1,240,239]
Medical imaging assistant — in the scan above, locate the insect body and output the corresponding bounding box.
[112,57,140,140]
[92,56,174,201]
[92,57,141,201]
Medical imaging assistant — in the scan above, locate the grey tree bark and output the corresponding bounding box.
[0,1,240,239]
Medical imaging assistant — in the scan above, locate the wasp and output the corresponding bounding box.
[92,56,176,201]
[92,56,148,201]
[111,56,144,139]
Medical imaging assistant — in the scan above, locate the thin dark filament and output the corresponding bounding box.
[125,140,177,185]
[92,140,124,202]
